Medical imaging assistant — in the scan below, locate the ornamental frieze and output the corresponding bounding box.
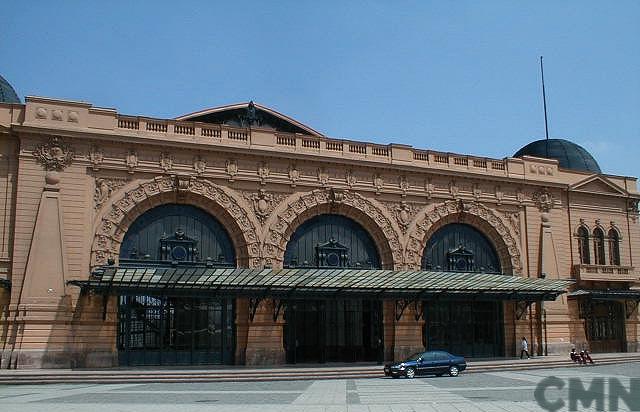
[94,177,128,209]
[243,189,288,224]
[33,137,74,171]
[382,200,420,233]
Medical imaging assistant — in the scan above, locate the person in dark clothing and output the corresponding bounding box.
[580,349,594,364]
[570,347,583,364]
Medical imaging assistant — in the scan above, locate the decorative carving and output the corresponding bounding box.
[51,109,63,121]
[405,201,522,274]
[94,177,128,209]
[193,155,206,176]
[288,165,300,188]
[88,144,104,171]
[257,162,270,185]
[35,107,47,119]
[472,184,482,201]
[244,188,287,224]
[125,150,138,174]
[92,177,260,268]
[159,152,173,172]
[516,188,526,205]
[263,189,403,267]
[345,170,357,188]
[68,111,79,123]
[32,137,74,171]
[373,174,384,195]
[502,210,521,237]
[425,178,434,199]
[226,160,238,182]
[449,180,459,199]
[495,186,504,205]
[533,188,554,212]
[399,175,409,196]
[318,168,329,187]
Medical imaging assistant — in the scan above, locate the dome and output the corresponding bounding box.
[514,138,601,174]
[0,74,20,103]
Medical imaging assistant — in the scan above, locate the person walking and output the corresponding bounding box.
[520,337,530,359]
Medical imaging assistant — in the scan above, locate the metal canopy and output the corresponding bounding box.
[68,266,572,301]
[567,289,640,301]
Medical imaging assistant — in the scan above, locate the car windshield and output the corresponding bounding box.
[406,352,422,361]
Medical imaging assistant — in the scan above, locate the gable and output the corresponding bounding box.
[570,175,627,196]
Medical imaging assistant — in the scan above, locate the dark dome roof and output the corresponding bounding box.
[0,74,20,103]
[514,138,601,173]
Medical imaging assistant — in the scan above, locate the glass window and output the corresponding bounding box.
[577,226,590,264]
[593,228,606,265]
[608,229,620,266]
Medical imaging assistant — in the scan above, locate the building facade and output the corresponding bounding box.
[0,83,639,368]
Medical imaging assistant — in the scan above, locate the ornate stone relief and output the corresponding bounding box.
[288,165,300,188]
[257,162,270,185]
[628,199,639,223]
[263,189,403,267]
[244,188,287,224]
[318,168,329,187]
[449,180,459,199]
[193,155,206,176]
[33,137,74,171]
[405,201,523,274]
[345,170,357,188]
[373,174,384,195]
[92,176,260,268]
[159,152,173,172]
[399,175,410,196]
[472,184,482,201]
[94,177,128,209]
[125,150,138,174]
[226,160,238,182]
[88,144,104,171]
[501,210,521,237]
[425,179,434,199]
[383,200,419,233]
[532,188,554,212]
[495,186,504,205]
[516,188,526,205]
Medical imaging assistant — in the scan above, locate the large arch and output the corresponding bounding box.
[91,176,261,268]
[263,189,403,269]
[405,201,522,274]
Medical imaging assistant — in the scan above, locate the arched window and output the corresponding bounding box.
[577,226,590,264]
[608,229,621,266]
[593,228,606,265]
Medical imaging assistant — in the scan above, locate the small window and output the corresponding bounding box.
[577,226,590,264]
[593,228,606,265]
[608,229,621,266]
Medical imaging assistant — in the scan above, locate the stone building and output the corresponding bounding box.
[0,76,638,368]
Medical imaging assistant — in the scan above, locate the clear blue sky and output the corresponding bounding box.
[2,1,639,177]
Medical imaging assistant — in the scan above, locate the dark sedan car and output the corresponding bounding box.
[384,350,466,378]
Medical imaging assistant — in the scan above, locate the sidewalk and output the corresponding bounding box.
[1,352,638,384]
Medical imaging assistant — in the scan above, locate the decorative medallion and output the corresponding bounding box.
[125,150,138,174]
[257,161,270,185]
[244,189,287,224]
[345,170,357,188]
[159,152,174,172]
[32,137,74,171]
[288,165,300,188]
[193,155,206,176]
[384,200,418,233]
[94,177,128,209]
[226,159,238,182]
[88,144,104,171]
[373,174,384,194]
[532,188,554,212]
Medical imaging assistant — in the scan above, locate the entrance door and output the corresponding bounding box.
[285,299,383,363]
[586,300,625,353]
[118,296,235,366]
[424,300,503,358]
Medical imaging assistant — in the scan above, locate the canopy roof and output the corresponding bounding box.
[69,267,572,301]
[567,289,640,301]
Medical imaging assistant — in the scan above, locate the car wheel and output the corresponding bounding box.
[405,367,416,379]
[448,365,459,377]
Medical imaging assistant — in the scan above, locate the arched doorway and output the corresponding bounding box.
[117,204,236,366]
[283,214,384,363]
[422,223,505,358]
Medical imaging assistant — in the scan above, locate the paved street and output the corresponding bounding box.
[0,362,639,411]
